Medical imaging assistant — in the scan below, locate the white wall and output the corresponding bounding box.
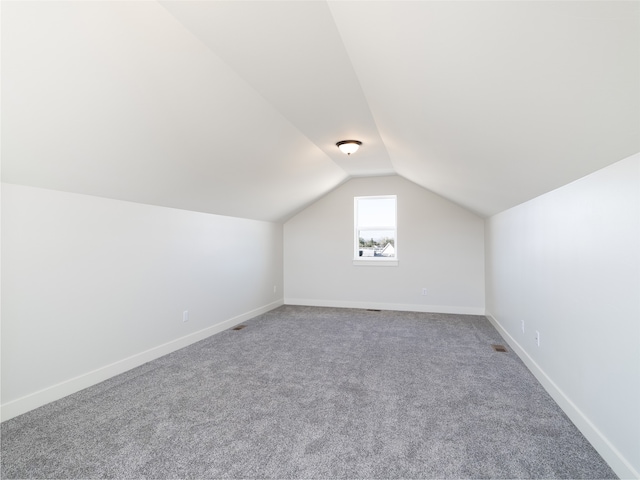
[1,184,283,420]
[284,175,485,314]
[485,154,640,479]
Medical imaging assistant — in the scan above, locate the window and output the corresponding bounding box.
[354,195,397,266]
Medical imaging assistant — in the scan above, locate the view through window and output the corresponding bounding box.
[354,195,397,260]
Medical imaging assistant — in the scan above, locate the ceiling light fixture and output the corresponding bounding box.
[336,140,362,155]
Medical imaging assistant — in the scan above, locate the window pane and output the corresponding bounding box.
[357,198,395,227]
[354,195,397,261]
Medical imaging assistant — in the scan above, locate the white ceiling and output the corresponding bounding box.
[3,1,639,222]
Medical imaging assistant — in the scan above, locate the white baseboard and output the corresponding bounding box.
[486,311,639,480]
[0,300,283,423]
[284,298,484,316]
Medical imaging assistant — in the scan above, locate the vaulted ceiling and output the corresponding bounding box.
[3,1,639,222]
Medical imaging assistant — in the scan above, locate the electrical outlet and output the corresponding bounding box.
[421,288,427,296]
[183,310,189,322]
[273,285,277,293]
[535,330,540,347]
[521,320,525,333]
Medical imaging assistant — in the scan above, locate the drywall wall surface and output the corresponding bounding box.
[485,153,640,478]
[1,184,283,417]
[284,175,485,314]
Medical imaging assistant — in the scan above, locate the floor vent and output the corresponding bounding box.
[366,309,381,312]
[491,344,508,352]
[232,325,246,331]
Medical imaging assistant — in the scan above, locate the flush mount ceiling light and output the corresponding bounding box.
[336,140,362,155]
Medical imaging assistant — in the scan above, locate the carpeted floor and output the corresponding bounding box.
[1,305,616,479]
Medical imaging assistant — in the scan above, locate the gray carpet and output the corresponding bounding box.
[1,305,616,479]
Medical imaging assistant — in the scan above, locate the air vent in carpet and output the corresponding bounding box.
[366,309,381,312]
[232,325,246,331]
[491,344,508,352]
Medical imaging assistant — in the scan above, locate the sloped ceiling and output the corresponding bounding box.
[3,1,639,222]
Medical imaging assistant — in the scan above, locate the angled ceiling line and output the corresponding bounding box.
[326,0,398,177]
[155,0,345,178]
[159,0,395,178]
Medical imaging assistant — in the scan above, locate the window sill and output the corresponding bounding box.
[353,259,398,267]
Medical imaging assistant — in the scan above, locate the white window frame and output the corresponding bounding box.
[353,195,398,266]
